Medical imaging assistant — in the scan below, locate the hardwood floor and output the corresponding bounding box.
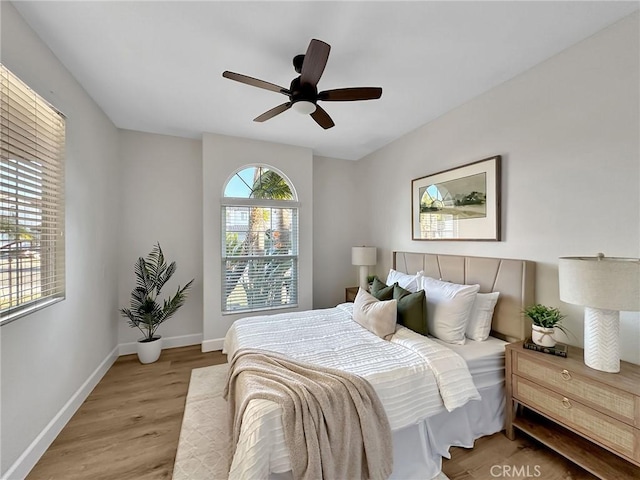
[443,432,596,480]
[27,345,597,480]
[27,346,226,480]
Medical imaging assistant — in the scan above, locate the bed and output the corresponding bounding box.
[223,251,535,480]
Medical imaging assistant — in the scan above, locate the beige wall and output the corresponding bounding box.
[1,2,120,476]
[3,5,638,478]
[201,133,314,349]
[117,130,203,346]
[357,13,640,363]
[312,156,365,308]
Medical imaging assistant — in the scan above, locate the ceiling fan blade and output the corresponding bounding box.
[300,39,330,87]
[318,87,383,102]
[254,103,292,122]
[310,105,335,129]
[223,71,290,95]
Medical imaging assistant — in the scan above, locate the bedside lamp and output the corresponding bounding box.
[559,254,640,373]
[352,246,377,291]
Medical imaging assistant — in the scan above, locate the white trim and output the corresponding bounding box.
[4,333,209,480]
[2,346,119,480]
[117,333,203,356]
[222,197,300,208]
[202,337,225,352]
[221,163,299,201]
[0,297,64,326]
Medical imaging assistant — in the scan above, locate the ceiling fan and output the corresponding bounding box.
[222,39,382,129]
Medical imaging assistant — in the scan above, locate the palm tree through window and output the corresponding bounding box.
[221,166,298,313]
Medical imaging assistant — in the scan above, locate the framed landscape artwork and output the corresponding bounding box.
[411,156,501,241]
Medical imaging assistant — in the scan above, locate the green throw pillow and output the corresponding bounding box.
[393,284,428,335]
[370,277,395,301]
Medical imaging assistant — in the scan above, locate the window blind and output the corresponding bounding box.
[222,204,298,313]
[1,65,66,322]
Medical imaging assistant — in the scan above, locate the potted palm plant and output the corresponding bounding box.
[120,242,194,364]
[523,304,568,347]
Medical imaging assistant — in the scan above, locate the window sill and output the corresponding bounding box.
[0,297,65,326]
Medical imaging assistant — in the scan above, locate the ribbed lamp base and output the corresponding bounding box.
[584,307,620,373]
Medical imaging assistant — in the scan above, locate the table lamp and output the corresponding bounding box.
[352,246,377,291]
[558,253,640,373]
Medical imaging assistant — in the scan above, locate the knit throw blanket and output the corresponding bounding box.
[223,348,393,480]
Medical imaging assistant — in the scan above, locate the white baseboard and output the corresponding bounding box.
[4,333,210,480]
[2,346,119,480]
[202,337,225,352]
[118,333,203,356]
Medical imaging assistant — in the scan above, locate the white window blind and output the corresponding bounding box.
[1,65,66,323]
[222,202,298,313]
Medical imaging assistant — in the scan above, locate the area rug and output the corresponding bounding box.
[173,364,231,480]
[173,363,449,480]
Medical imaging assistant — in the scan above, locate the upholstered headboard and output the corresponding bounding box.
[393,252,536,342]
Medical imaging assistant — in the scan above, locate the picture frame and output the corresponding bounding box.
[411,155,501,241]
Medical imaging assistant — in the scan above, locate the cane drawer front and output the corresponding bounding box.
[513,375,639,462]
[514,354,637,426]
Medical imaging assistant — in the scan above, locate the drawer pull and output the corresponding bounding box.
[562,397,572,409]
[560,369,571,381]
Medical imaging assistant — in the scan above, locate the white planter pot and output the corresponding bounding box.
[137,336,162,364]
[531,325,556,347]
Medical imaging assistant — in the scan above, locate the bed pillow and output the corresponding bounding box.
[386,269,421,293]
[419,276,480,345]
[369,277,395,301]
[353,288,398,340]
[466,292,500,341]
[393,285,428,336]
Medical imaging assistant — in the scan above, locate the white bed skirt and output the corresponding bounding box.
[398,382,505,479]
[270,382,505,480]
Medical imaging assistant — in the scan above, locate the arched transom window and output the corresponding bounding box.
[221,166,298,313]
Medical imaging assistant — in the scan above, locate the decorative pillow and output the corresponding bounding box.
[466,292,500,341]
[393,284,428,336]
[370,277,395,301]
[353,288,398,340]
[386,269,421,293]
[419,276,480,345]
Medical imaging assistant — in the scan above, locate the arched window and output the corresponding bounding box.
[221,166,298,313]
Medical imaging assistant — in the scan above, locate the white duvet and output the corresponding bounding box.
[222,303,480,479]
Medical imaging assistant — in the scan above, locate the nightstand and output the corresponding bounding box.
[345,287,358,302]
[505,341,640,478]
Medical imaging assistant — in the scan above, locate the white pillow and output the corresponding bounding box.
[353,288,397,340]
[386,269,421,293]
[466,292,500,341]
[419,276,480,344]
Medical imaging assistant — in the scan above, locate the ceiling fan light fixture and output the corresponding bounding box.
[223,39,381,129]
[292,100,316,115]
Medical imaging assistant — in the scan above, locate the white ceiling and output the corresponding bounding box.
[12,1,639,160]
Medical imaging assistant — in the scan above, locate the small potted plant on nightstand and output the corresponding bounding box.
[120,242,194,364]
[523,304,568,347]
